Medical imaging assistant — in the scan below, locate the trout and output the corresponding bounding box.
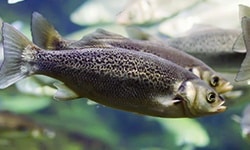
[0,23,226,118]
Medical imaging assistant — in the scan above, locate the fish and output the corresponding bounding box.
[0,22,226,118]
[232,104,250,141]
[235,16,250,81]
[116,0,202,26]
[233,4,250,54]
[70,0,128,26]
[240,104,250,140]
[1,20,25,65]
[31,12,233,95]
[158,1,250,37]
[0,111,55,139]
[162,25,246,73]
[0,18,2,63]
[239,4,250,21]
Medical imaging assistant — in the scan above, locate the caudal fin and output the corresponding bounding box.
[232,4,250,53]
[0,23,35,89]
[31,12,65,49]
[236,17,250,81]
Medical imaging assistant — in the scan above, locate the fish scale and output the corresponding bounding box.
[34,48,189,96]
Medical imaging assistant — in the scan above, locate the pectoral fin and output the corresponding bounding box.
[155,96,182,107]
[161,100,182,108]
[87,100,98,105]
[53,82,79,101]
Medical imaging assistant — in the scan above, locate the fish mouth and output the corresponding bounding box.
[217,81,233,94]
[216,100,227,112]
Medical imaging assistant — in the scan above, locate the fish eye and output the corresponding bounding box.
[210,76,219,87]
[207,92,216,103]
[188,68,193,72]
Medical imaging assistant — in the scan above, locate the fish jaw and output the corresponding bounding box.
[205,93,227,114]
[215,80,233,94]
[215,100,227,113]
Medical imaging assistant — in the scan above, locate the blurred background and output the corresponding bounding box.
[0,0,250,150]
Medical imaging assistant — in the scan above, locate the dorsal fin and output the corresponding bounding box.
[31,12,67,49]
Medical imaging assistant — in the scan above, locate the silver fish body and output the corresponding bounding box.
[165,28,245,73]
[31,12,233,95]
[0,23,226,118]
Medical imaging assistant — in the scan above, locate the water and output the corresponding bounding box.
[0,0,250,149]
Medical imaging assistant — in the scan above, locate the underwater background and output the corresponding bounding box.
[0,0,250,150]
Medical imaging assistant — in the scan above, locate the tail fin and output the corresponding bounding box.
[31,12,65,49]
[234,4,250,53]
[236,16,250,81]
[0,23,35,89]
[239,4,250,20]
[235,17,250,81]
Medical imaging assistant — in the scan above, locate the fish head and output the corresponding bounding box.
[177,79,226,117]
[190,67,233,94]
[207,73,233,94]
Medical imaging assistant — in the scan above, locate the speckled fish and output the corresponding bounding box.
[0,23,226,118]
[235,17,250,81]
[31,12,233,95]
[163,25,245,73]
